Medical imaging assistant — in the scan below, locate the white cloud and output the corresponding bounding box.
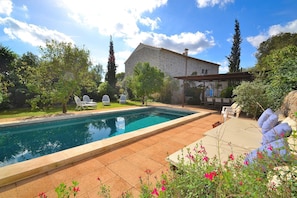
[246,34,267,48]
[58,0,215,67]
[126,31,215,55]
[218,59,228,73]
[0,17,74,47]
[139,17,161,31]
[59,0,167,37]
[247,19,297,48]
[196,0,234,8]
[268,20,297,35]
[0,0,13,16]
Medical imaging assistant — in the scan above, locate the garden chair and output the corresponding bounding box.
[102,95,110,106]
[74,95,97,110]
[74,95,86,110]
[119,94,126,104]
[83,95,93,103]
[82,94,97,109]
[221,102,241,120]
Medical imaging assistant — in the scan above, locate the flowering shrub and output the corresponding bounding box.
[39,123,297,197]
[136,141,297,198]
[39,181,79,198]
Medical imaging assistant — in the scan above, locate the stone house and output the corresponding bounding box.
[124,43,220,103]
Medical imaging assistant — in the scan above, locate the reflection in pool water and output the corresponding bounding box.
[0,108,194,167]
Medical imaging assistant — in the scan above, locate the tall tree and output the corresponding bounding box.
[13,52,40,107]
[105,36,117,89]
[0,45,17,77]
[26,40,92,113]
[264,45,297,110]
[255,33,297,72]
[128,62,164,105]
[0,45,17,108]
[226,19,242,73]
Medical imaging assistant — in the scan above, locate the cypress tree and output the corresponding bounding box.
[105,36,117,88]
[227,19,242,73]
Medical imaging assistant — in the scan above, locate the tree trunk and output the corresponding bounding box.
[62,103,67,113]
[142,96,145,106]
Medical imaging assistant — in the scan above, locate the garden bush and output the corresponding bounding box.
[232,81,270,118]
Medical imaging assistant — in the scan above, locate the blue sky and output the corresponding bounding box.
[1,0,297,74]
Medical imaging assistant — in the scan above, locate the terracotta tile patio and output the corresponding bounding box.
[0,107,222,198]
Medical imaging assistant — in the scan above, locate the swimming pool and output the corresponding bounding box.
[0,107,195,167]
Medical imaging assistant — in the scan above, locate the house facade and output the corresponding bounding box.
[124,43,220,103]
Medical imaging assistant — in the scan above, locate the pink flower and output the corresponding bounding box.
[244,160,249,166]
[186,154,195,161]
[73,186,80,192]
[161,180,166,185]
[267,144,273,151]
[198,145,207,154]
[203,156,209,162]
[229,154,234,161]
[151,188,159,196]
[204,171,217,181]
[239,181,243,185]
[145,169,152,174]
[161,186,166,191]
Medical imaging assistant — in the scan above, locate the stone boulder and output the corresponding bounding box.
[279,90,297,122]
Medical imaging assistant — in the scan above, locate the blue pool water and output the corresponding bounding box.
[0,107,194,167]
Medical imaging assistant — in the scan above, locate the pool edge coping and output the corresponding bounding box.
[0,108,211,187]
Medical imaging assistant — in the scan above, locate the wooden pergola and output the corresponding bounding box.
[174,72,254,107]
[174,71,254,81]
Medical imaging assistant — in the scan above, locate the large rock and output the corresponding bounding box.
[279,90,297,122]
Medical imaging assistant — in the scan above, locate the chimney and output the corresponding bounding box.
[184,48,188,56]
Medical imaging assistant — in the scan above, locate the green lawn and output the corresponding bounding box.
[0,100,143,120]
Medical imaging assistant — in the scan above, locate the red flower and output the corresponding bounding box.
[151,188,159,196]
[239,181,243,185]
[161,180,166,185]
[204,171,217,181]
[161,186,166,191]
[244,160,249,166]
[38,192,47,198]
[257,151,264,159]
[229,154,234,161]
[203,156,209,162]
[73,186,80,192]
